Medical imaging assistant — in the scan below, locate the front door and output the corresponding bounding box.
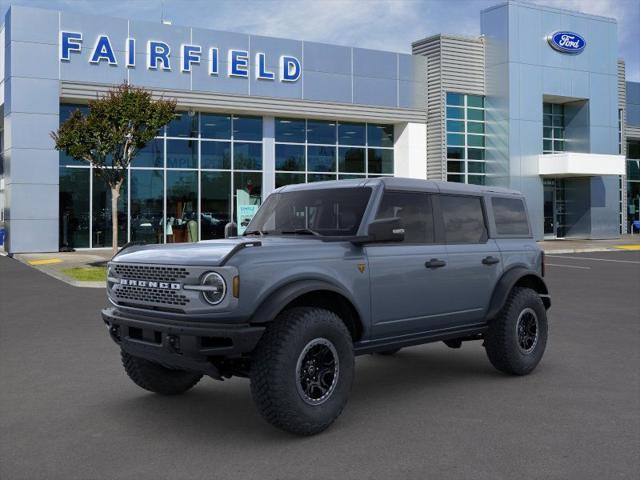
[366,191,453,338]
[543,178,567,238]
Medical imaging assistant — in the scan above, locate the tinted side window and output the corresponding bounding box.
[492,197,530,236]
[440,195,487,244]
[375,191,435,243]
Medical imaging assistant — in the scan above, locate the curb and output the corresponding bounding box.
[540,247,620,255]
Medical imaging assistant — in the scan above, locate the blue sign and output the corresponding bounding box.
[547,31,586,54]
[59,31,302,82]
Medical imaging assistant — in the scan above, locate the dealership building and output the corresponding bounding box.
[0,1,639,252]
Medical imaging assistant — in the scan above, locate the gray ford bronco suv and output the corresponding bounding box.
[103,177,550,435]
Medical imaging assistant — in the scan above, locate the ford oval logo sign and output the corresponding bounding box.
[547,31,586,54]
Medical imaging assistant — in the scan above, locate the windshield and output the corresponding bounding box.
[245,187,372,237]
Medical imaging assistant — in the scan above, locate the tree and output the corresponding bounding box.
[52,83,176,255]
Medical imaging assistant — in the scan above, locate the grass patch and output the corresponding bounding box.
[61,266,107,282]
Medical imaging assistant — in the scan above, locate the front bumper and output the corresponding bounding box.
[102,307,265,377]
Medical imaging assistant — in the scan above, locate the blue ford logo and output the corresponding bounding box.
[547,31,586,54]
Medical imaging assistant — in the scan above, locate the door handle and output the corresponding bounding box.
[425,258,446,269]
[482,256,500,265]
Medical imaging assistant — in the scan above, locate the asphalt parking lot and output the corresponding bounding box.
[1,251,639,480]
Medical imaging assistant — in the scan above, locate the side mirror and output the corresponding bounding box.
[356,217,405,244]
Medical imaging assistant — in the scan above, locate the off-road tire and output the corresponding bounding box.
[121,351,202,395]
[250,307,354,436]
[376,348,401,356]
[484,287,548,375]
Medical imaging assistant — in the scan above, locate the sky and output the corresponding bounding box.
[1,0,638,80]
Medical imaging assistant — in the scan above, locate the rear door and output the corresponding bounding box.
[366,190,453,338]
[439,194,502,325]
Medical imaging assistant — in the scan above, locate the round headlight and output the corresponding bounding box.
[201,272,226,305]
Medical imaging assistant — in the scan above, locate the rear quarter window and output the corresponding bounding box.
[492,197,530,236]
[440,195,488,244]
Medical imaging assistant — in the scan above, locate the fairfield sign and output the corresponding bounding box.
[59,31,302,82]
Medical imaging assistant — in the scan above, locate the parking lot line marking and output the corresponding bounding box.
[546,255,640,264]
[614,245,640,251]
[29,259,63,265]
[546,263,591,269]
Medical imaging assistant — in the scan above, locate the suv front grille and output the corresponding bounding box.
[113,264,189,282]
[114,285,190,307]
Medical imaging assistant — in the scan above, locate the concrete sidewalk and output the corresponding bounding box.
[538,234,640,254]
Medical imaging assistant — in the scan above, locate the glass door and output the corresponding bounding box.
[543,179,555,237]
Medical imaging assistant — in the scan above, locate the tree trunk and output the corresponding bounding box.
[110,181,123,257]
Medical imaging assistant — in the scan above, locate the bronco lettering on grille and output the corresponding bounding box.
[119,279,181,290]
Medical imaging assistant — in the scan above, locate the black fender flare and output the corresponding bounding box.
[486,267,551,321]
[248,279,362,325]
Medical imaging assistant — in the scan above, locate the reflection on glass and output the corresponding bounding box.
[307,145,336,172]
[446,92,464,106]
[201,113,231,139]
[467,175,485,185]
[234,142,262,170]
[447,147,464,159]
[308,174,336,182]
[338,122,365,146]
[367,124,394,147]
[447,120,464,133]
[276,118,306,143]
[234,172,262,213]
[167,111,198,138]
[276,144,305,171]
[447,161,464,173]
[447,133,464,146]
[368,148,393,174]
[167,171,198,243]
[233,115,262,141]
[307,120,336,144]
[201,141,231,169]
[59,167,90,248]
[167,139,197,169]
[201,171,231,240]
[467,109,484,121]
[134,139,163,168]
[92,170,127,247]
[339,147,365,173]
[276,173,306,188]
[446,107,464,119]
[59,104,90,166]
[130,169,164,244]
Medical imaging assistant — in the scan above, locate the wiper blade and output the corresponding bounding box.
[279,228,321,236]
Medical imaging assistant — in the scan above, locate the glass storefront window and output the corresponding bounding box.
[367,124,394,148]
[308,174,336,183]
[233,115,262,141]
[276,173,306,188]
[134,138,164,168]
[167,111,198,138]
[234,172,262,205]
[59,167,90,248]
[308,145,336,172]
[59,104,90,167]
[166,170,198,243]
[234,142,262,170]
[92,170,127,247]
[201,141,231,169]
[130,169,164,244]
[201,171,231,240]
[338,122,366,146]
[167,139,197,169]
[307,120,336,144]
[368,148,393,174]
[201,113,231,139]
[339,147,365,173]
[276,118,306,143]
[445,92,487,184]
[275,144,305,171]
[446,92,464,106]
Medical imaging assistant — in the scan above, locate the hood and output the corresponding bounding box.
[111,236,328,266]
